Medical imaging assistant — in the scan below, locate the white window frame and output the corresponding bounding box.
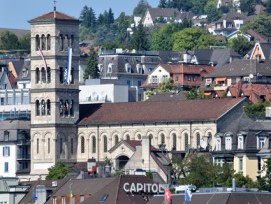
[215,158,224,167]
[3,146,10,157]
[152,76,158,83]
[107,63,114,73]
[237,135,244,149]
[239,157,243,172]
[216,137,221,151]
[225,136,232,150]
[258,137,266,149]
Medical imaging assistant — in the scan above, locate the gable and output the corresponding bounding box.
[250,43,266,60]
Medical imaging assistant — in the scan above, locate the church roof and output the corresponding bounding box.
[78,98,245,125]
[29,11,78,23]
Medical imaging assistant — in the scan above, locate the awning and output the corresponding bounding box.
[204,92,212,96]
[215,77,227,82]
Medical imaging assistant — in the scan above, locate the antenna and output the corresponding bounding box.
[53,0,56,11]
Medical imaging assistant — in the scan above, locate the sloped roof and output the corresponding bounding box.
[29,11,79,24]
[0,120,30,141]
[147,8,179,19]
[215,12,248,23]
[258,43,271,59]
[210,49,241,69]
[206,59,271,77]
[146,92,187,102]
[246,29,269,43]
[78,98,245,125]
[193,49,213,64]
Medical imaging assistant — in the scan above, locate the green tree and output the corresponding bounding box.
[167,0,193,11]
[258,158,271,191]
[157,79,175,92]
[204,0,221,23]
[228,35,254,56]
[130,21,149,51]
[133,0,150,17]
[191,0,209,15]
[46,163,70,180]
[151,25,175,51]
[158,0,168,8]
[0,31,19,50]
[79,6,97,32]
[233,173,258,188]
[185,88,208,100]
[242,13,271,38]
[172,27,218,51]
[244,101,270,119]
[265,0,271,14]
[83,48,99,80]
[240,0,257,15]
[18,33,31,51]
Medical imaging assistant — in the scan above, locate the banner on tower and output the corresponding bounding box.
[64,47,72,84]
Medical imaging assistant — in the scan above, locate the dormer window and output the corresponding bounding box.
[136,64,142,74]
[216,136,221,151]
[98,64,103,73]
[225,132,232,150]
[107,63,114,73]
[258,136,266,149]
[237,135,244,149]
[125,63,131,73]
[22,68,28,78]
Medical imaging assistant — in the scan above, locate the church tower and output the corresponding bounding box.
[29,7,80,177]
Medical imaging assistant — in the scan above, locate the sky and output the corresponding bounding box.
[1,0,159,30]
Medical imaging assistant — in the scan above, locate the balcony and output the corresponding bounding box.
[213,83,228,91]
[17,154,30,160]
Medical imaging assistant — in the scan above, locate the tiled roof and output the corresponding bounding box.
[215,12,248,23]
[147,8,179,19]
[146,92,187,101]
[246,29,269,43]
[0,120,30,141]
[258,43,271,59]
[78,98,245,125]
[206,59,271,77]
[29,11,78,22]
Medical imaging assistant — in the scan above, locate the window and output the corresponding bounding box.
[258,137,266,149]
[59,100,64,116]
[61,196,66,204]
[37,138,39,154]
[81,136,85,153]
[196,133,200,148]
[152,76,158,83]
[36,100,40,116]
[60,138,63,154]
[137,134,141,140]
[193,76,197,81]
[48,138,50,154]
[71,68,74,84]
[138,80,142,87]
[47,34,51,50]
[108,63,114,73]
[69,138,73,155]
[172,133,177,151]
[92,137,96,153]
[161,133,165,144]
[35,35,40,51]
[126,134,130,140]
[53,197,57,204]
[47,100,51,115]
[185,133,189,151]
[175,75,179,81]
[225,137,232,150]
[70,100,74,116]
[114,135,119,145]
[64,100,69,116]
[4,162,8,173]
[239,157,243,171]
[41,100,46,115]
[215,158,224,167]
[238,136,244,149]
[36,68,40,83]
[125,63,131,73]
[137,64,142,74]
[127,80,130,86]
[59,34,64,51]
[59,67,64,84]
[258,157,261,171]
[4,131,9,141]
[216,137,221,151]
[80,195,84,202]
[187,75,191,81]
[41,34,46,50]
[47,67,51,83]
[104,136,107,152]
[3,146,10,156]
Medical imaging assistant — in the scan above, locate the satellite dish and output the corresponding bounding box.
[249,74,254,78]
[200,139,207,149]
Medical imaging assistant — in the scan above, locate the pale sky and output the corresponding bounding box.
[1,0,159,30]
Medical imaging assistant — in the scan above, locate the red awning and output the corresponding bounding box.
[215,77,227,82]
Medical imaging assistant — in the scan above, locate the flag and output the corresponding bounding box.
[70,191,73,204]
[185,188,192,202]
[64,47,72,84]
[32,189,38,202]
[164,188,172,204]
[38,47,47,68]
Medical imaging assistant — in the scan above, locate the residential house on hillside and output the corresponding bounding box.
[209,12,249,36]
[217,0,240,9]
[142,8,194,27]
[141,63,216,98]
[0,120,30,178]
[227,29,269,43]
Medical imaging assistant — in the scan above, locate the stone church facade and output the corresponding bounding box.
[28,9,248,180]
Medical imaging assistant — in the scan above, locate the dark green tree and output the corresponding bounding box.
[151,25,174,51]
[130,21,149,51]
[158,0,168,8]
[240,0,257,15]
[0,31,19,50]
[83,47,100,80]
[244,101,270,119]
[133,0,150,17]
[107,8,115,25]
[79,6,97,32]
[265,0,271,14]
[46,163,70,180]
[258,158,271,191]
[204,0,221,23]
[228,35,254,56]
[167,0,193,11]
[191,0,209,15]
[18,33,31,51]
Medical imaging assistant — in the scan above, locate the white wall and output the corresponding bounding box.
[0,144,17,177]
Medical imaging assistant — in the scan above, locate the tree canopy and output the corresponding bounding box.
[46,163,70,180]
[0,31,19,50]
[83,47,100,80]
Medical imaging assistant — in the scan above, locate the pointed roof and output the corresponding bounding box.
[29,11,79,24]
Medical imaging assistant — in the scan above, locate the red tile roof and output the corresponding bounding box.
[30,11,78,21]
[78,98,245,125]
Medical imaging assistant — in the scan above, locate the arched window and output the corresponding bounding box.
[48,138,50,153]
[149,134,153,145]
[65,34,69,50]
[36,100,40,116]
[208,132,212,146]
[172,133,177,150]
[71,138,74,155]
[60,138,63,154]
[70,35,74,47]
[196,132,200,148]
[59,67,64,84]
[185,133,189,151]
[47,100,51,115]
[126,134,130,141]
[81,136,85,153]
[137,134,141,140]
[161,133,165,144]
[71,67,74,84]
[41,100,45,115]
[64,100,69,116]
[35,35,40,51]
[47,67,51,83]
[59,34,64,51]
[104,136,107,152]
[46,34,51,50]
[41,67,46,83]
[70,100,74,116]
[35,68,40,83]
[37,138,39,154]
[114,135,119,145]
[92,136,96,153]
[59,100,63,116]
[41,34,46,50]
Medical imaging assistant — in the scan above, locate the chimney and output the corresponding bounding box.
[266,107,271,118]
[141,135,151,171]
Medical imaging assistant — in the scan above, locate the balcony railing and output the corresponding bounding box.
[17,154,30,160]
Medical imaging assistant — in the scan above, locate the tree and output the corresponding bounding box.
[18,33,31,52]
[265,0,271,14]
[83,47,99,80]
[172,27,218,51]
[240,0,257,15]
[228,35,254,56]
[130,21,150,51]
[204,0,221,23]
[244,101,270,119]
[191,0,209,15]
[157,79,175,92]
[158,0,168,8]
[0,31,19,50]
[79,6,97,32]
[258,158,271,191]
[46,163,70,180]
[133,0,150,17]
[185,88,208,100]
[242,13,271,38]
